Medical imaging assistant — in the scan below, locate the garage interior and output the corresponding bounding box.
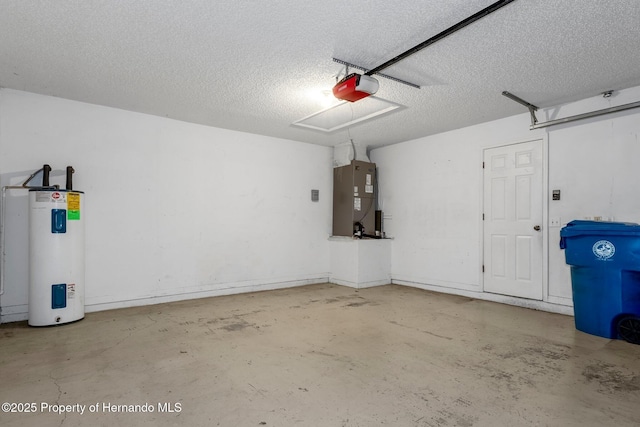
[1,1,640,426]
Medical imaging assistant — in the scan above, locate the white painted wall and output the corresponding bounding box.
[3,85,639,322]
[371,85,640,312]
[546,87,640,302]
[0,89,333,322]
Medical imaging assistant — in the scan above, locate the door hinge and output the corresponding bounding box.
[482,213,485,220]
[482,161,485,169]
[482,265,485,273]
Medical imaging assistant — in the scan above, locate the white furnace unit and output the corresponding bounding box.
[28,189,85,326]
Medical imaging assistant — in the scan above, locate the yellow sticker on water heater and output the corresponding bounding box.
[67,192,80,209]
[67,192,80,220]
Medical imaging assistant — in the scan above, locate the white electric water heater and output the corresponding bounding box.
[28,189,85,326]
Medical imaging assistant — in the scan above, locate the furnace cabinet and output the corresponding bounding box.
[332,160,376,237]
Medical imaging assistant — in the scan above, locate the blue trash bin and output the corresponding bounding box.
[560,220,640,344]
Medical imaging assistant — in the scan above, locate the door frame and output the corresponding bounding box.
[479,136,549,302]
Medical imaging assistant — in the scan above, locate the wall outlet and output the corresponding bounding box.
[550,217,561,227]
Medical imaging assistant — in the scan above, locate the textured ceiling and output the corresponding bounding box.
[1,0,639,148]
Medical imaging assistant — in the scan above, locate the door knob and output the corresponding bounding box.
[533,225,541,231]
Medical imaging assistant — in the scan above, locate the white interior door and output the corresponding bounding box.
[483,140,543,300]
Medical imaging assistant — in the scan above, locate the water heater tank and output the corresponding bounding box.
[28,189,85,326]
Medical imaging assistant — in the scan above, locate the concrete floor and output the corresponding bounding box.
[1,283,639,427]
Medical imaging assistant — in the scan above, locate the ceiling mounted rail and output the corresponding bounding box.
[333,0,516,91]
[332,58,420,89]
[502,90,640,130]
[531,100,640,130]
[364,0,517,77]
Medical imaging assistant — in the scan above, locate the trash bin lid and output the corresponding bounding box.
[560,220,640,238]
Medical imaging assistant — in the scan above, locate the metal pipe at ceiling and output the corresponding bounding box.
[502,91,539,126]
[530,101,640,130]
[364,0,518,77]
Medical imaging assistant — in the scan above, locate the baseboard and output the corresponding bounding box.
[0,276,330,323]
[85,276,330,313]
[392,279,575,316]
[1,275,574,324]
[329,278,389,289]
[0,303,29,323]
[328,278,358,288]
[391,274,481,292]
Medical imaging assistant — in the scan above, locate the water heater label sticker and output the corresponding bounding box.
[366,174,372,185]
[365,185,374,193]
[67,284,76,299]
[67,193,80,210]
[35,192,50,202]
[67,193,81,220]
[354,198,361,211]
